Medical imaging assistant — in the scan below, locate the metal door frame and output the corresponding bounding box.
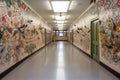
[91,18,100,62]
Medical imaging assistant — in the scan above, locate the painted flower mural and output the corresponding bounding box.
[0,0,46,73]
[98,0,120,72]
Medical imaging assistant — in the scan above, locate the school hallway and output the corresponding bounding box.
[2,41,119,80]
[0,0,120,79]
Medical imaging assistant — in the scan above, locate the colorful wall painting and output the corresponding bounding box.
[72,4,98,54]
[72,21,91,54]
[0,0,51,73]
[71,0,120,73]
[98,0,120,73]
[46,29,52,44]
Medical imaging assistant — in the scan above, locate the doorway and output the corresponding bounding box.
[91,19,99,62]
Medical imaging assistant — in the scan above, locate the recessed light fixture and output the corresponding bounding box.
[57,21,64,24]
[58,24,64,26]
[55,16,66,20]
[51,1,70,12]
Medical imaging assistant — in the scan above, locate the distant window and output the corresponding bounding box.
[59,32,63,36]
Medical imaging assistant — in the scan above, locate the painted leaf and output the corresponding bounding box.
[18,24,27,33]
[5,0,12,7]
[0,29,4,39]
[13,30,18,37]
[10,49,15,55]
[116,26,120,32]
[0,47,5,55]
[16,0,21,7]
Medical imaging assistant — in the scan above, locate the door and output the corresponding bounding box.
[71,30,73,43]
[91,19,99,62]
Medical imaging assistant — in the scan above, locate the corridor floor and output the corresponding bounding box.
[2,41,119,80]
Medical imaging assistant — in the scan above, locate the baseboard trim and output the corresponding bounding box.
[0,45,45,79]
[100,62,120,79]
[72,44,91,58]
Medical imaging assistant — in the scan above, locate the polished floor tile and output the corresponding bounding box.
[2,41,119,80]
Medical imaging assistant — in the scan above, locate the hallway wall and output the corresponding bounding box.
[98,0,120,74]
[46,29,52,44]
[0,0,51,73]
[68,31,73,43]
[72,4,98,55]
[71,0,120,74]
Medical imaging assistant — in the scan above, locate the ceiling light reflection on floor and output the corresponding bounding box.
[56,68,65,80]
[57,43,65,80]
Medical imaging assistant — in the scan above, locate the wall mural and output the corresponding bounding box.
[0,0,46,73]
[98,0,120,73]
[72,5,97,54]
[73,22,91,54]
[71,0,120,73]
[46,30,52,44]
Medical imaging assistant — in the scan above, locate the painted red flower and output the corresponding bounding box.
[21,2,26,10]
[99,0,105,7]
[117,0,120,8]
[8,11,12,17]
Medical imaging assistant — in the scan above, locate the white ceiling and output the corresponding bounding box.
[24,0,91,30]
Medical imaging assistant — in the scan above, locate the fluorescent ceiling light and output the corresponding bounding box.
[57,21,64,24]
[51,1,70,12]
[58,24,63,26]
[55,16,66,20]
